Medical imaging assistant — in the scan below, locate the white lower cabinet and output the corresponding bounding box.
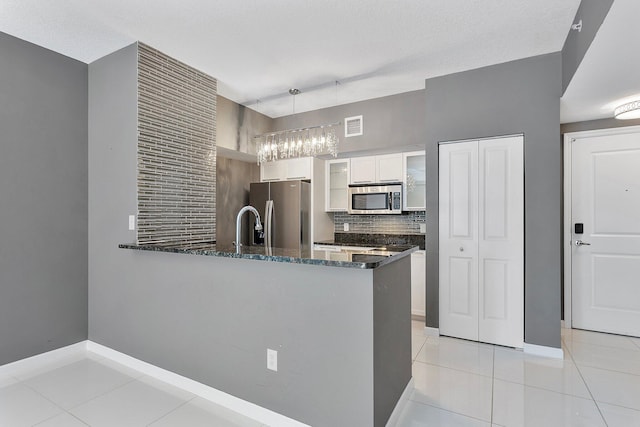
[411,250,426,317]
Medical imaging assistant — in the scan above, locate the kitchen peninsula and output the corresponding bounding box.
[117,242,415,427]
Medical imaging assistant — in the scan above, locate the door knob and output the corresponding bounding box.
[575,240,591,246]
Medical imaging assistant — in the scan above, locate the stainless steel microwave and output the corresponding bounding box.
[348,184,402,214]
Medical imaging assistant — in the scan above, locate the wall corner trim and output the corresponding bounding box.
[523,343,564,359]
[424,327,440,337]
[385,378,414,427]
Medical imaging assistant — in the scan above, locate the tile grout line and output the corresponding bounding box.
[405,400,494,425]
[567,337,610,427]
[65,375,140,413]
[144,397,196,427]
[565,338,640,377]
[411,359,494,379]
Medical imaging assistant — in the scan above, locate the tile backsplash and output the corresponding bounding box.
[137,42,217,246]
[333,211,425,234]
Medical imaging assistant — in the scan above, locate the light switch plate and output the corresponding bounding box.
[343,223,349,232]
[267,349,278,371]
[419,223,426,233]
[128,215,136,231]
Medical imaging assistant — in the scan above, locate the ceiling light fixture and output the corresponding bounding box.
[614,100,640,120]
[255,88,341,165]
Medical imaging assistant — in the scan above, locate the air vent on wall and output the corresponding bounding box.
[344,115,363,137]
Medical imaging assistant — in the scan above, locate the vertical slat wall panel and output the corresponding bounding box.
[137,43,217,245]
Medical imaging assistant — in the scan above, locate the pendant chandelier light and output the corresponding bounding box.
[255,88,341,165]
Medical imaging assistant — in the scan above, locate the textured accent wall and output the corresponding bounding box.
[333,211,425,234]
[137,43,217,245]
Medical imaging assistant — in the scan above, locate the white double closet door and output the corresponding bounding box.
[439,136,524,348]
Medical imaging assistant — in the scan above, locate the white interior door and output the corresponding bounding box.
[478,137,524,348]
[572,132,640,337]
[439,141,479,341]
[440,136,524,347]
[438,141,478,341]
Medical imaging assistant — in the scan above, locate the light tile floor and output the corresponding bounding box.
[1,324,639,426]
[0,352,266,427]
[396,320,640,427]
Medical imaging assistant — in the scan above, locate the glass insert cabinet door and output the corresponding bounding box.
[403,151,426,210]
[326,159,350,211]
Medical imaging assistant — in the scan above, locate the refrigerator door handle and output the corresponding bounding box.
[265,200,274,247]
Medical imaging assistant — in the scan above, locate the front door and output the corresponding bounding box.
[571,131,640,337]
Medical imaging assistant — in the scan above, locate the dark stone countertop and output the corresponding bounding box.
[322,232,426,250]
[118,242,417,269]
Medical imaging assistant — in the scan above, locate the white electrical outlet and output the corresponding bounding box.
[343,223,349,232]
[267,348,278,371]
[128,215,136,231]
[419,223,426,233]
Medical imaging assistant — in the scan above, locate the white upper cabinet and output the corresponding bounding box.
[285,157,312,180]
[260,158,312,182]
[376,153,403,183]
[349,156,376,184]
[403,151,426,210]
[349,154,402,184]
[260,160,286,182]
[325,159,350,211]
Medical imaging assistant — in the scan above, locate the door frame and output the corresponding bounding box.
[562,125,640,329]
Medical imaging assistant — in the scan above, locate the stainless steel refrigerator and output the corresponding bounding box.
[249,180,311,254]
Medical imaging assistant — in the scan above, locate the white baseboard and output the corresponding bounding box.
[385,378,414,427]
[0,341,87,378]
[86,341,309,427]
[523,343,564,359]
[424,327,440,337]
[4,341,413,427]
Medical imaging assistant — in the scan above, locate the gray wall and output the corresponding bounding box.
[425,53,563,349]
[562,116,640,134]
[0,32,88,365]
[273,90,427,155]
[373,256,412,427]
[88,43,139,342]
[561,0,614,94]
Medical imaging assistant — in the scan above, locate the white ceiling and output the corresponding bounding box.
[0,0,600,119]
[561,0,640,123]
